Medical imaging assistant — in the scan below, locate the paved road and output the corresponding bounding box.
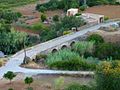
[0,21,119,78]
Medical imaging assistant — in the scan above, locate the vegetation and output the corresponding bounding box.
[95,42,120,60]
[36,0,118,12]
[39,16,85,42]
[46,49,80,66]
[24,77,33,87]
[54,77,64,90]
[72,41,94,57]
[41,13,47,22]
[65,83,93,90]
[3,71,16,83]
[87,34,104,45]
[0,10,39,55]
[53,15,59,22]
[96,61,120,90]
[0,0,38,9]
[46,49,97,70]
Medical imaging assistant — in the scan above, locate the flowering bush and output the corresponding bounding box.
[96,61,120,90]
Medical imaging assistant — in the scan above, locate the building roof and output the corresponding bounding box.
[67,8,78,11]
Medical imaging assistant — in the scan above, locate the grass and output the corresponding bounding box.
[0,58,7,67]
[0,0,39,9]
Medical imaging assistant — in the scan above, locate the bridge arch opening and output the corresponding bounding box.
[70,41,75,47]
[51,49,58,53]
[61,45,68,50]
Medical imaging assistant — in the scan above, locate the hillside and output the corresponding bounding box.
[0,0,39,9]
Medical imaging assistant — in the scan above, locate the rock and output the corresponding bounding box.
[0,51,5,58]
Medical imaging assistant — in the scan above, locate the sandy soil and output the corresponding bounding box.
[0,73,93,90]
[84,5,120,19]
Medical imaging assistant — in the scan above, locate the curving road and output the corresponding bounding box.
[0,21,119,78]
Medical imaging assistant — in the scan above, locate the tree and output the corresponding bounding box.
[41,13,47,22]
[3,71,16,83]
[61,16,85,30]
[8,88,14,90]
[38,6,47,13]
[96,61,120,90]
[53,15,59,22]
[87,34,104,45]
[95,43,120,60]
[24,77,33,87]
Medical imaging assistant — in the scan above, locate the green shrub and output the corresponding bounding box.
[8,88,14,90]
[87,34,104,45]
[54,76,64,90]
[80,5,87,11]
[104,16,109,21]
[65,83,93,90]
[95,43,120,60]
[53,15,59,22]
[41,14,47,22]
[31,23,45,31]
[75,13,81,16]
[96,61,120,90]
[72,41,95,57]
[38,6,47,13]
[49,58,96,71]
[46,49,80,66]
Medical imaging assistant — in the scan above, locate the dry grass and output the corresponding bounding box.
[0,58,7,67]
[84,5,120,19]
[89,28,120,43]
[0,74,93,90]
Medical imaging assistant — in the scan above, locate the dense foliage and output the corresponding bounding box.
[39,16,85,42]
[72,41,94,57]
[0,0,38,9]
[87,34,104,45]
[46,49,80,65]
[0,10,39,54]
[65,83,93,90]
[96,61,120,90]
[95,43,120,60]
[0,9,22,24]
[36,0,119,11]
[46,49,97,70]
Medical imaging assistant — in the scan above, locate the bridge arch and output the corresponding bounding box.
[70,41,76,47]
[51,48,58,53]
[61,45,68,50]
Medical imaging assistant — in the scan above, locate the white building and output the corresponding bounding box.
[67,8,79,16]
[81,13,104,24]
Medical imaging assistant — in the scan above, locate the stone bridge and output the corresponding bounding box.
[40,35,87,54]
[30,21,119,56]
